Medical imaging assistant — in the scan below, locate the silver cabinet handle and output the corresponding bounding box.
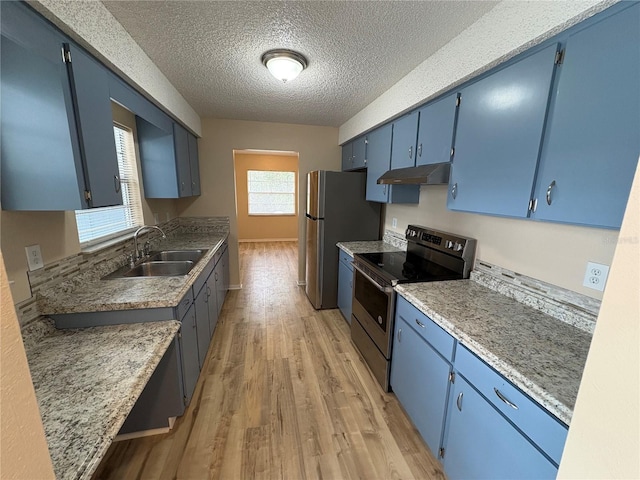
[451,182,458,199]
[215,272,218,281]
[408,146,413,159]
[546,180,556,205]
[415,319,425,328]
[417,143,422,157]
[397,328,402,343]
[494,388,519,410]
[181,181,185,192]
[382,185,387,195]
[114,175,121,193]
[456,392,463,411]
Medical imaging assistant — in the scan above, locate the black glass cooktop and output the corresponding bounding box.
[358,251,462,284]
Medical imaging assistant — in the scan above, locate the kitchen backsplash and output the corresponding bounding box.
[471,261,599,334]
[382,229,407,250]
[15,217,229,327]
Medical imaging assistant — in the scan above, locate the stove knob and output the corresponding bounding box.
[445,240,454,249]
[453,242,464,252]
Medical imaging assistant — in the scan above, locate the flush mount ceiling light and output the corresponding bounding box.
[261,49,308,83]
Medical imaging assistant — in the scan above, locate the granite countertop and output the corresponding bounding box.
[22,318,181,480]
[337,240,402,256]
[396,281,592,425]
[39,232,227,315]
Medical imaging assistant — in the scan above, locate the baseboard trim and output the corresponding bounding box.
[229,284,242,290]
[238,238,298,243]
[114,417,176,442]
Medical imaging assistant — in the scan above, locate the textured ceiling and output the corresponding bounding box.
[102,1,497,127]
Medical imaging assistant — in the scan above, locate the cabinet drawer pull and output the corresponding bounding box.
[456,392,463,411]
[415,319,425,328]
[114,175,121,193]
[494,388,519,410]
[546,180,556,205]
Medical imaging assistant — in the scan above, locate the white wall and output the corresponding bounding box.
[558,161,640,478]
[30,0,201,136]
[339,0,614,143]
[384,187,618,299]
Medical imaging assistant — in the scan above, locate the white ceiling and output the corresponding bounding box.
[102,1,497,127]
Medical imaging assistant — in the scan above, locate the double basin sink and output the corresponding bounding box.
[103,249,207,279]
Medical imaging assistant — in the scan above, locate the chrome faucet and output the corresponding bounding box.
[133,225,166,260]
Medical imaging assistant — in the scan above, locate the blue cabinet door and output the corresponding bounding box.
[173,123,192,197]
[341,141,354,171]
[0,1,85,211]
[206,279,218,338]
[179,304,200,406]
[390,316,451,458]
[366,124,393,202]
[352,136,368,169]
[337,258,353,323]
[214,260,226,317]
[448,44,559,217]
[194,285,210,369]
[67,44,122,208]
[532,3,640,229]
[416,93,458,166]
[188,133,201,196]
[443,375,557,480]
[391,111,419,169]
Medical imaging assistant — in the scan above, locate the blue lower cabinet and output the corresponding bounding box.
[390,316,451,458]
[337,253,354,323]
[443,375,557,480]
[194,284,210,369]
[179,303,200,406]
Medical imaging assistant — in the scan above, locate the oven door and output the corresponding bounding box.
[351,264,395,359]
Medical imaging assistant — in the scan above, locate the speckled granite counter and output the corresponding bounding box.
[337,240,402,256]
[396,281,592,425]
[38,232,227,315]
[22,318,181,480]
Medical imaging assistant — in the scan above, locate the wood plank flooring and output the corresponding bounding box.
[93,241,445,480]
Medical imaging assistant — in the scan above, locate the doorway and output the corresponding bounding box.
[233,150,299,242]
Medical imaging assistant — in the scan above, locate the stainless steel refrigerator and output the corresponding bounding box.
[305,170,381,309]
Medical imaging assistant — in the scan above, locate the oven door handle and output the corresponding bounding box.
[351,263,395,294]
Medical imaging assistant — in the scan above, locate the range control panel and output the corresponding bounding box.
[405,225,476,257]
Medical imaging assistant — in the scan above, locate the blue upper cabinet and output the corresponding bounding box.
[173,123,193,197]
[448,44,559,218]
[416,93,459,166]
[66,44,122,208]
[1,2,86,210]
[188,133,201,196]
[342,136,367,171]
[391,111,419,169]
[366,125,393,202]
[341,141,354,171]
[531,3,640,229]
[365,124,420,204]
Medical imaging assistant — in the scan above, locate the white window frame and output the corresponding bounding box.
[247,170,297,216]
[74,123,144,249]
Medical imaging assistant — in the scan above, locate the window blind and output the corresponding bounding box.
[75,124,144,246]
[247,170,296,215]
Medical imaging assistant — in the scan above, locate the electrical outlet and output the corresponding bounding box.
[25,244,44,271]
[392,217,398,229]
[582,261,610,292]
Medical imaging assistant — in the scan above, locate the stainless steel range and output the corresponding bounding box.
[350,225,477,391]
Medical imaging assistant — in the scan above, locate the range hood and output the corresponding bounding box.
[377,162,451,185]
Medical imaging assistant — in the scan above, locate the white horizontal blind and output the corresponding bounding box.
[247,170,296,215]
[75,124,144,245]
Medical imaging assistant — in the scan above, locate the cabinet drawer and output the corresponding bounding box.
[455,345,568,465]
[339,249,354,269]
[175,288,194,321]
[396,295,455,361]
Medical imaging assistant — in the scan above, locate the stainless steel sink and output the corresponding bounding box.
[123,261,194,277]
[147,249,207,262]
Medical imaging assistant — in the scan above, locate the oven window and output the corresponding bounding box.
[353,270,390,333]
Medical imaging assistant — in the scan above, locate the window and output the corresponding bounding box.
[75,124,144,246]
[247,170,296,215]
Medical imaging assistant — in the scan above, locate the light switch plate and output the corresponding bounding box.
[392,217,398,229]
[25,244,44,271]
[583,261,610,291]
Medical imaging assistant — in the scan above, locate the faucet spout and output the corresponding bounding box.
[133,225,167,260]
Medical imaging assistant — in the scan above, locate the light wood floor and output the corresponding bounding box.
[93,241,445,480]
